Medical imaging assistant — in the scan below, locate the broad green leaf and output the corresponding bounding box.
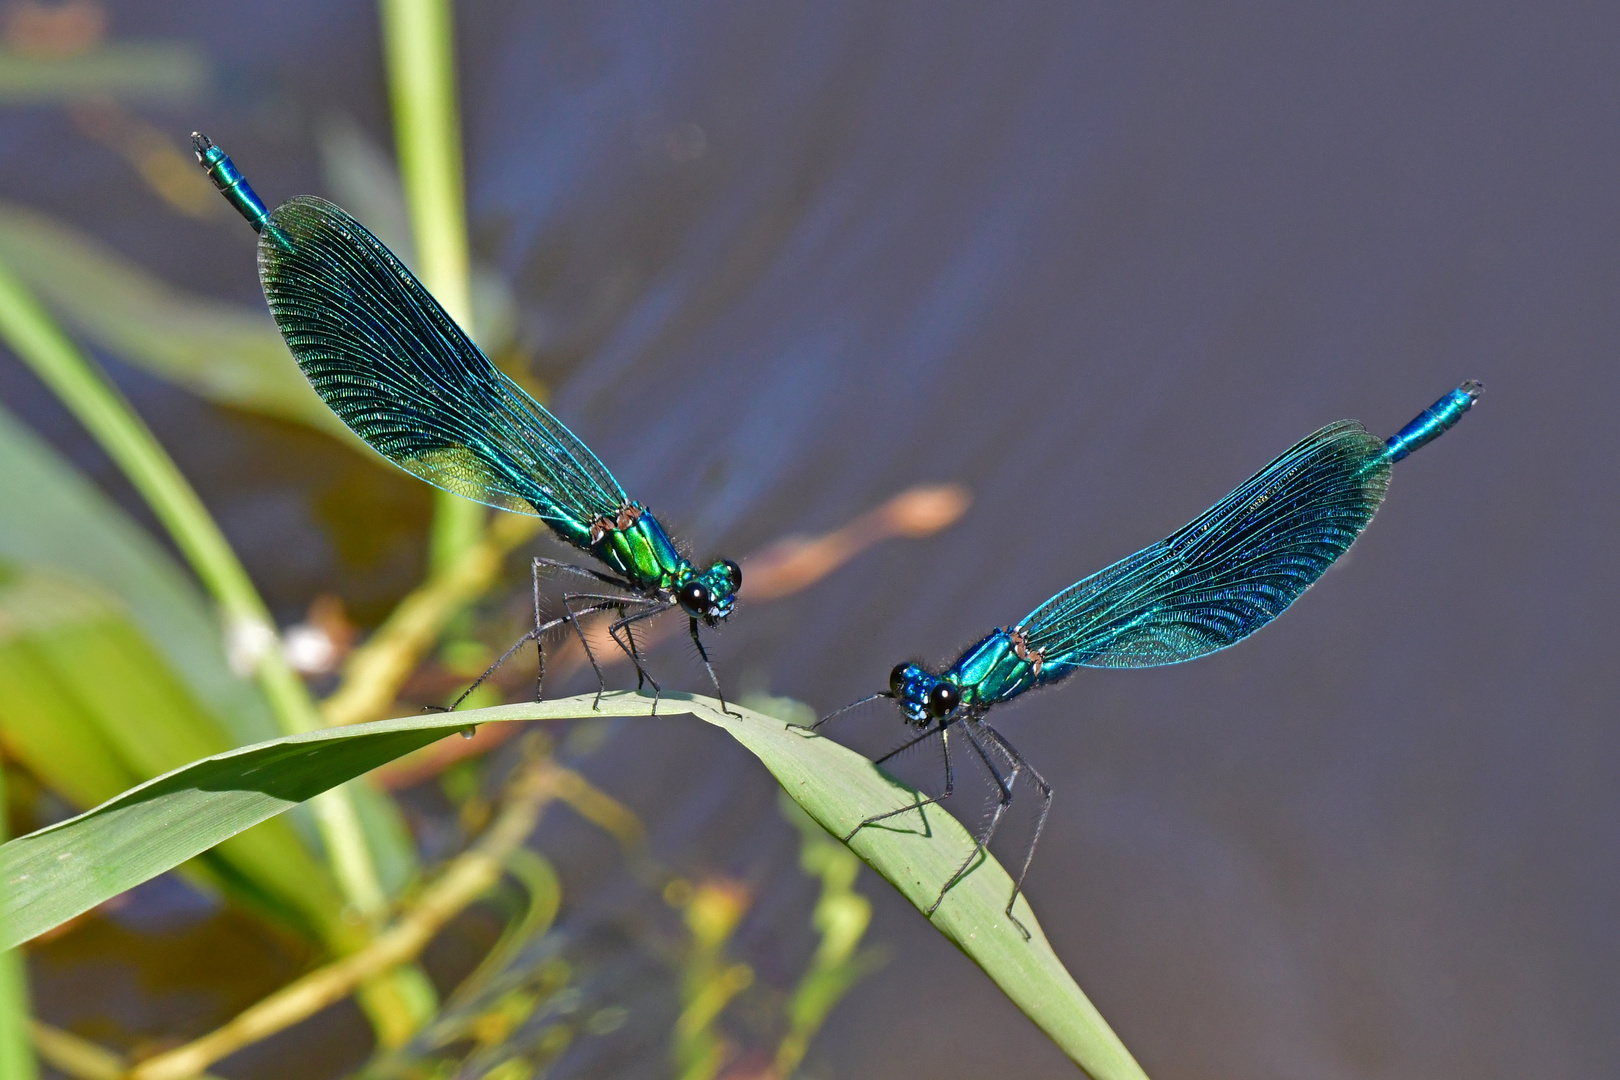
[0,693,1148,1079]
[0,202,348,436]
[0,565,345,941]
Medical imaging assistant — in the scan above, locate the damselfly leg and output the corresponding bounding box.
[687,618,739,717]
[557,591,662,707]
[446,557,643,710]
[840,720,957,842]
[442,596,625,711]
[606,602,673,711]
[808,693,892,732]
[981,724,1052,939]
[923,721,1048,939]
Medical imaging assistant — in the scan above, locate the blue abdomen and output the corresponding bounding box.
[1385,381,1483,462]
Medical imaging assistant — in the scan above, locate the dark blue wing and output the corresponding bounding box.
[1018,420,1392,668]
[257,196,625,542]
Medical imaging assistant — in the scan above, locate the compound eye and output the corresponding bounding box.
[721,559,742,592]
[677,580,711,614]
[927,682,960,718]
[889,664,911,697]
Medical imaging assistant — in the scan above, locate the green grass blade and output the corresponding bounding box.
[0,759,37,1080]
[0,202,349,437]
[0,693,1148,1078]
[380,0,486,576]
[0,401,279,748]
[0,251,393,917]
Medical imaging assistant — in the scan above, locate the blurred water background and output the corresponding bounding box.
[0,2,1615,1078]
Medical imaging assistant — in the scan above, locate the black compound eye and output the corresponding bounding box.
[927,682,961,718]
[721,559,742,592]
[889,664,911,697]
[678,580,711,613]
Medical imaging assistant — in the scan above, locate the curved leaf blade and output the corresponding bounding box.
[0,564,345,939]
[0,693,1147,1079]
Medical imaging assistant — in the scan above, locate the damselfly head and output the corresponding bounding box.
[889,663,960,724]
[678,559,742,626]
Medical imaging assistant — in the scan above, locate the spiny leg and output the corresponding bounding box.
[688,617,737,717]
[447,617,551,712]
[532,561,545,698]
[842,722,955,843]
[926,724,1020,923]
[980,724,1052,940]
[437,557,616,711]
[561,592,660,709]
[623,610,646,688]
[809,692,893,732]
[533,556,634,590]
[444,599,617,711]
[608,603,673,712]
[528,557,635,700]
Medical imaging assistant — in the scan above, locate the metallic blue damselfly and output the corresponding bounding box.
[818,383,1484,936]
[193,133,741,711]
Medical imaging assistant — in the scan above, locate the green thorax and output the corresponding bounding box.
[586,503,692,592]
[945,628,1047,709]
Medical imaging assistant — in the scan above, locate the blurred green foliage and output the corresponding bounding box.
[0,43,207,103]
[0,562,345,940]
[0,202,348,436]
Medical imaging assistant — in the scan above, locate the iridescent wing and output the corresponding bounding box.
[1018,420,1392,668]
[258,196,625,541]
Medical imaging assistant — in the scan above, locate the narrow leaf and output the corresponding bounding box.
[0,759,37,1080]
[0,693,1147,1079]
[0,44,208,104]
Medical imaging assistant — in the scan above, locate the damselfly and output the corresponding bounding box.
[818,383,1483,936]
[194,133,741,710]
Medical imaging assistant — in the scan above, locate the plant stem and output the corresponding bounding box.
[28,1022,118,1080]
[128,753,575,1080]
[0,759,37,1080]
[0,255,387,921]
[30,1022,228,1080]
[379,0,485,577]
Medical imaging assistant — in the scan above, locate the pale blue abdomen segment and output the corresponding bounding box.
[1385,381,1483,462]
